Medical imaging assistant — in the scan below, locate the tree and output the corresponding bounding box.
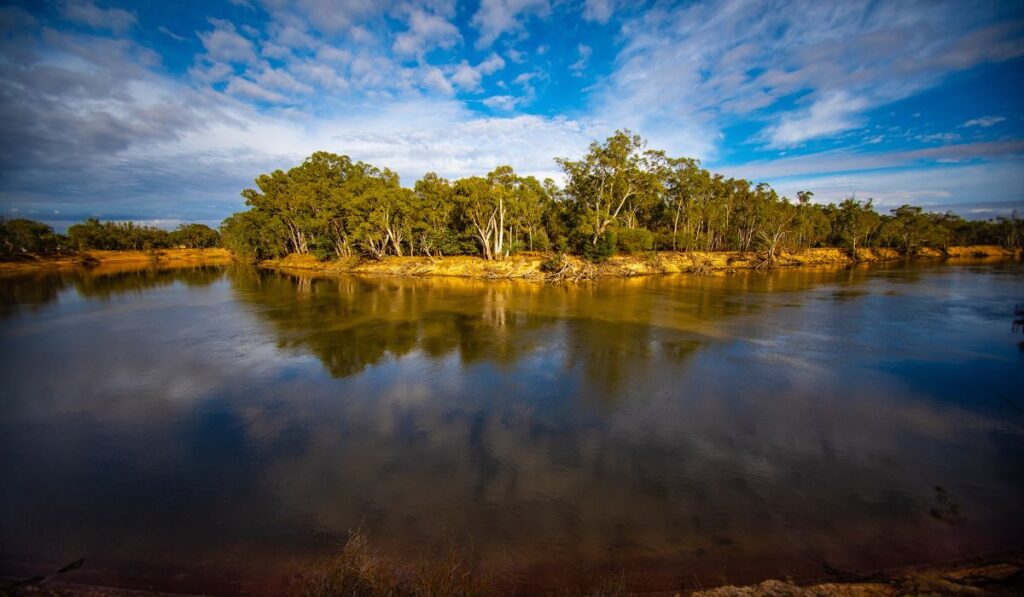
[757,199,797,263]
[884,205,928,255]
[834,198,881,255]
[556,130,659,249]
[0,218,65,255]
[168,223,220,248]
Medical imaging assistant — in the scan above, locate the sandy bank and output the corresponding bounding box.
[0,248,233,274]
[262,245,1020,282]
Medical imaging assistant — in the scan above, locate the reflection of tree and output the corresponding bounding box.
[74,266,222,299]
[0,266,224,317]
[229,266,881,385]
[0,272,71,317]
[230,270,561,377]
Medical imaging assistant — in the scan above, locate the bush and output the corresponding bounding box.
[582,230,616,262]
[531,228,551,251]
[616,228,653,253]
[540,252,566,273]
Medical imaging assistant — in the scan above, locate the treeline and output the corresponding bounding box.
[221,131,1023,263]
[0,217,220,257]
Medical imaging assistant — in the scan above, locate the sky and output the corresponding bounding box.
[1,0,1023,230]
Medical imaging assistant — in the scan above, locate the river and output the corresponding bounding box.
[1,260,1022,594]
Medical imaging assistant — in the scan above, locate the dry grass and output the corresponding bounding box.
[290,530,498,597]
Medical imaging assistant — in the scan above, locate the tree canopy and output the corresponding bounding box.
[220,132,1023,263]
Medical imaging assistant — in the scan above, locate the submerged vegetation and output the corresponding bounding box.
[220,131,1024,264]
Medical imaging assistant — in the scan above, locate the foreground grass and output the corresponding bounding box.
[293,542,1024,596]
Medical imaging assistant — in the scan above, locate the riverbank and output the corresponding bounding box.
[262,245,1020,282]
[0,248,233,274]
[2,246,1017,280]
[8,548,1020,595]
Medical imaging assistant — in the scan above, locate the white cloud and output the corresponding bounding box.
[477,53,505,75]
[291,60,348,90]
[482,95,520,110]
[60,0,136,34]
[188,61,234,84]
[471,0,550,47]
[316,46,352,64]
[962,115,1006,128]
[252,66,314,94]
[225,77,289,103]
[422,67,454,95]
[258,0,385,34]
[719,141,1024,180]
[570,43,591,75]
[158,26,187,42]
[595,0,1024,158]
[582,0,616,24]
[450,54,506,91]
[451,61,481,90]
[393,8,461,56]
[766,92,869,148]
[764,161,1024,213]
[198,19,258,65]
[917,132,961,143]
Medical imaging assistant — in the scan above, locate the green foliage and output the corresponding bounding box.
[616,227,653,253]
[540,252,566,273]
[68,218,171,251]
[583,230,617,262]
[0,218,66,256]
[220,210,288,261]
[168,223,220,248]
[219,136,1024,262]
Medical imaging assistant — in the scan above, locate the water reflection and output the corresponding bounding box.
[0,265,223,318]
[1,262,1022,594]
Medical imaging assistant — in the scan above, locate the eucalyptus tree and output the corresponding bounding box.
[168,223,220,248]
[757,198,797,262]
[413,172,459,256]
[556,130,660,248]
[835,198,881,255]
[883,205,929,255]
[662,157,714,251]
[454,175,498,259]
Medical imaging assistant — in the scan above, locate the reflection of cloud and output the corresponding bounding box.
[2,265,1023,592]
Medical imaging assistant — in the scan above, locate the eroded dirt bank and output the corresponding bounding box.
[262,245,1020,282]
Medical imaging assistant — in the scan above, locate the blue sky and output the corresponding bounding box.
[1,0,1023,230]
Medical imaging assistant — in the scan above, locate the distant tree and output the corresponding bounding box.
[168,223,220,248]
[0,218,65,255]
[834,198,881,255]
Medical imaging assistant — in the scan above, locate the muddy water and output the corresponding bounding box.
[1,260,1022,593]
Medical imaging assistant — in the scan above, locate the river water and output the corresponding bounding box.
[1,260,1022,593]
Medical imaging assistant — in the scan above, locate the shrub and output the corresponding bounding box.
[531,228,551,251]
[616,228,653,253]
[540,252,566,273]
[582,230,616,262]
